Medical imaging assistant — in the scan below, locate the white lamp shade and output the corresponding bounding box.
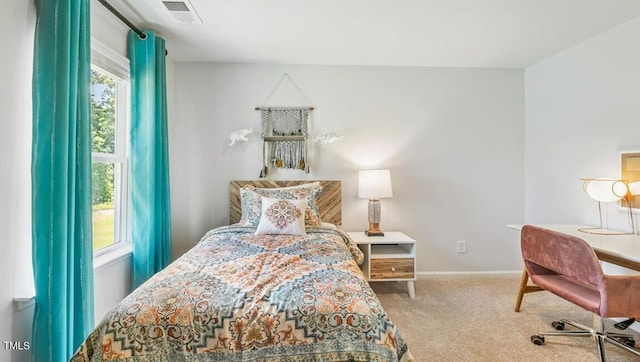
[358,169,393,199]
[584,178,628,203]
[629,181,640,196]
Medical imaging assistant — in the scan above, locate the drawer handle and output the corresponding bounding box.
[391,267,396,272]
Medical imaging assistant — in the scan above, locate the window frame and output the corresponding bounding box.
[91,39,131,259]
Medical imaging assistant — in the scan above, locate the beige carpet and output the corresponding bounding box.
[372,277,640,361]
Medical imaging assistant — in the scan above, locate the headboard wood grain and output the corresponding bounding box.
[230,180,342,225]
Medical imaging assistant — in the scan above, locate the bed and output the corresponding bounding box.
[71,181,414,361]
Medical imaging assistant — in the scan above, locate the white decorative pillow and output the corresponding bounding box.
[255,197,307,236]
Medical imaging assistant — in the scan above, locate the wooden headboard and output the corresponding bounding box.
[229,180,342,225]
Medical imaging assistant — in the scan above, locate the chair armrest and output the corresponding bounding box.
[600,275,640,317]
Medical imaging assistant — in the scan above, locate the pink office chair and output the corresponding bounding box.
[521,225,640,361]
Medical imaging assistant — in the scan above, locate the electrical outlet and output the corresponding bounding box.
[456,240,467,253]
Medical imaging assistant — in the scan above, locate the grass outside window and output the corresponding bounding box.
[92,205,114,251]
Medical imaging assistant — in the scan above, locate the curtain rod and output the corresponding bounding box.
[97,0,147,39]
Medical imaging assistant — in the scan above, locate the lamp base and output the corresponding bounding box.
[365,230,385,236]
[365,222,384,236]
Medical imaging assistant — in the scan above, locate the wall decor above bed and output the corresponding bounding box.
[255,73,315,177]
[256,107,313,177]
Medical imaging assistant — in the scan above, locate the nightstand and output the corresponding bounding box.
[347,231,416,299]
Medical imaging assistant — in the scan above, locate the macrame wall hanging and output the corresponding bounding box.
[256,74,314,178]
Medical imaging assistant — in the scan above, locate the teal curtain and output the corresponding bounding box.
[31,0,94,361]
[129,29,172,289]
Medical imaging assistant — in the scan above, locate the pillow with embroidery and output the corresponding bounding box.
[239,182,322,227]
[255,197,307,235]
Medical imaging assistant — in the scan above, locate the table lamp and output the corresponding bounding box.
[579,177,634,235]
[358,169,393,236]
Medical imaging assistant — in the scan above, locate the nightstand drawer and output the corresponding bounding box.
[371,258,414,279]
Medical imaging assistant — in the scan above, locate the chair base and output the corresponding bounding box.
[531,319,640,362]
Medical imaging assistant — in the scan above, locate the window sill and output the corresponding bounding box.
[14,296,35,311]
[94,243,132,271]
[13,244,133,311]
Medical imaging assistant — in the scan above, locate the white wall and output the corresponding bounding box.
[171,63,525,273]
[525,17,640,231]
[2,0,35,361]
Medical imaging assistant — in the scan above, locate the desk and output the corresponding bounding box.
[508,224,640,312]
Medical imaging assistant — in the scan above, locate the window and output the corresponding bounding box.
[91,40,129,254]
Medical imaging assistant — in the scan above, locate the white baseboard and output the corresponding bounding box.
[416,270,522,279]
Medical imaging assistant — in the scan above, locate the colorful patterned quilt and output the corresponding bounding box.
[71,225,414,361]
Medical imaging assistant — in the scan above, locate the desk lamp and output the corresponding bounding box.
[358,169,393,236]
[579,177,635,235]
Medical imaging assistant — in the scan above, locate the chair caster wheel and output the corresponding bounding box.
[621,337,635,347]
[614,318,636,330]
[551,321,565,330]
[531,335,545,345]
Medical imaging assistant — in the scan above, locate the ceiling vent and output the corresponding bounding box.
[161,1,203,24]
